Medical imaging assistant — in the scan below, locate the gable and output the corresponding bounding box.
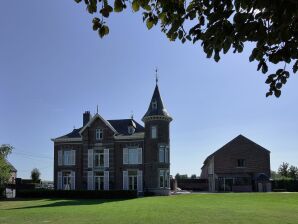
[203,135,270,164]
[79,113,117,135]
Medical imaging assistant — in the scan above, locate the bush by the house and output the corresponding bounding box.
[17,189,138,199]
[271,180,298,192]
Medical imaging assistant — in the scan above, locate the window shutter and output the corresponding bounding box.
[58,150,62,166]
[104,148,109,168]
[71,171,75,190]
[71,150,76,165]
[88,149,93,168]
[138,148,142,164]
[87,171,94,190]
[57,171,62,190]
[165,147,169,163]
[123,148,128,164]
[104,171,109,190]
[137,170,143,192]
[123,170,128,190]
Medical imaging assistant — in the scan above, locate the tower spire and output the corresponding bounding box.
[96,105,99,114]
[155,67,158,85]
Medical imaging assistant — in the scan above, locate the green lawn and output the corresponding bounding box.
[1,193,298,224]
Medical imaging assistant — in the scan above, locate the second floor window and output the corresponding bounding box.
[123,148,142,164]
[58,150,76,166]
[94,151,104,167]
[96,129,103,140]
[237,159,245,167]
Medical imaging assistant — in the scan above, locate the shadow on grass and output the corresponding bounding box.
[7,198,131,210]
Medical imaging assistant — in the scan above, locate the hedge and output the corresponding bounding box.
[271,180,298,192]
[16,189,138,199]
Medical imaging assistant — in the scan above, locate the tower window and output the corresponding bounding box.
[151,126,157,139]
[152,99,157,110]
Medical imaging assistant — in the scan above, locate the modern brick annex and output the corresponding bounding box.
[52,83,172,195]
[201,135,271,192]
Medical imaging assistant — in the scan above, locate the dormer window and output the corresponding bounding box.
[152,99,157,110]
[128,126,135,135]
[95,129,103,140]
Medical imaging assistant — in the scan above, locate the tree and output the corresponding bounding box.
[288,165,298,180]
[175,173,181,180]
[31,168,41,183]
[190,174,197,179]
[0,144,13,193]
[278,162,289,177]
[74,0,298,97]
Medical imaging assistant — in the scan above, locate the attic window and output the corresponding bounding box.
[152,99,157,110]
[128,126,135,135]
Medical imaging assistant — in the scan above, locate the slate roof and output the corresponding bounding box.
[142,84,172,120]
[55,119,144,140]
[108,119,144,135]
[55,128,82,139]
[203,134,270,165]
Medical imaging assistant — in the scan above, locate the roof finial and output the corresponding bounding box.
[96,105,99,114]
[130,110,134,120]
[155,67,158,85]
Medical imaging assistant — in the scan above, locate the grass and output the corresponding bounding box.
[1,193,298,224]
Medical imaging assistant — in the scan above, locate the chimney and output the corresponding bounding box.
[83,111,91,126]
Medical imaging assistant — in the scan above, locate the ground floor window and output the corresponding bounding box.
[94,172,104,190]
[123,170,143,192]
[217,176,251,192]
[159,169,170,188]
[128,171,138,190]
[59,171,75,190]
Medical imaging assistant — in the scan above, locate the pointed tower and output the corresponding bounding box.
[142,82,172,195]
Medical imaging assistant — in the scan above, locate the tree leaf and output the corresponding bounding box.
[132,0,140,12]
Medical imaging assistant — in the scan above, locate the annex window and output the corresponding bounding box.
[123,148,142,164]
[152,99,157,110]
[95,129,103,140]
[151,126,157,139]
[237,159,245,167]
[159,145,169,163]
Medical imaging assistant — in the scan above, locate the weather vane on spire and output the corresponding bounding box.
[155,67,159,84]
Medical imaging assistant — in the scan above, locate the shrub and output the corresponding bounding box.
[271,180,298,192]
[17,189,138,199]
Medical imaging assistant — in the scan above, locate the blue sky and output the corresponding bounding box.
[1,1,298,180]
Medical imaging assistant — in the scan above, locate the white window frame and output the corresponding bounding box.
[95,128,103,140]
[94,151,104,167]
[159,145,169,163]
[159,169,170,189]
[94,172,104,190]
[123,148,142,165]
[159,147,165,163]
[63,151,74,166]
[151,126,157,139]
